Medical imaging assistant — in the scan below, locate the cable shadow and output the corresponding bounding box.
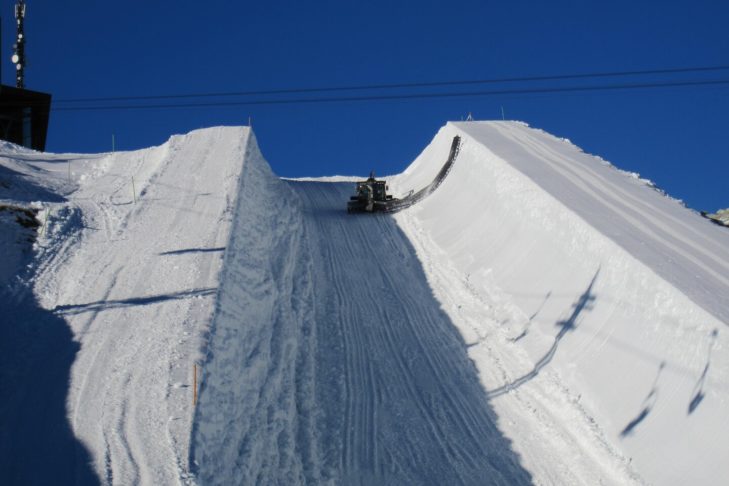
[54,287,217,316]
[0,289,99,485]
[159,247,225,256]
[3,154,101,164]
[688,328,718,415]
[489,270,599,398]
[620,361,666,437]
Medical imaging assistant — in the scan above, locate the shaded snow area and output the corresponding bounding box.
[191,122,728,485]
[2,121,728,486]
[191,136,531,484]
[1,128,245,485]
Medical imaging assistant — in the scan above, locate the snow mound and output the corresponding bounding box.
[192,121,728,485]
[2,126,249,484]
[391,121,729,485]
[3,120,727,486]
[190,133,315,483]
[193,134,534,485]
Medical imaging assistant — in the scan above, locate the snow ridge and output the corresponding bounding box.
[3,127,248,485]
[391,121,729,485]
[3,120,728,486]
[191,133,320,484]
[192,136,534,485]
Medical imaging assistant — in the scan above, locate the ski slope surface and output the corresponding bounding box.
[2,121,728,485]
[1,128,246,485]
[390,122,729,485]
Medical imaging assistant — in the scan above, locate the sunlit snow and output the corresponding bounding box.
[1,122,728,485]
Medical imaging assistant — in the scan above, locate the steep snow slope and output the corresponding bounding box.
[1,128,246,485]
[192,121,728,485]
[190,134,317,483]
[192,135,532,485]
[391,121,729,485]
[3,121,727,486]
[1,144,111,485]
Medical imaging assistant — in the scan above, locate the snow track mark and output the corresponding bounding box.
[34,127,246,485]
[462,122,729,322]
[288,181,532,485]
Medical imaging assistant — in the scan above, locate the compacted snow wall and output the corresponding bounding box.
[190,134,317,484]
[391,122,729,485]
[188,121,727,485]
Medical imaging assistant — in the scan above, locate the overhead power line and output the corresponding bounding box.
[53,64,729,104]
[45,78,729,112]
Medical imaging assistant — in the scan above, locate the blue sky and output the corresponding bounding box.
[5,0,728,211]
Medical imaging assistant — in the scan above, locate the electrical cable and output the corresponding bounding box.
[51,64,729,104]
[43,78,729,112]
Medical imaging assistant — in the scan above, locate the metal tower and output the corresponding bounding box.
[12,0,26,88]
[0,0,50,151]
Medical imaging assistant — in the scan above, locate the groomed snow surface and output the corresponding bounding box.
[1,121,728,485]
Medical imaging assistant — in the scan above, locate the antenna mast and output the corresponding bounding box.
[12,0,26,89]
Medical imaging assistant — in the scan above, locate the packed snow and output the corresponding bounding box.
[1,121,727,485]
[390,122,729,485]
[1,128,245,484]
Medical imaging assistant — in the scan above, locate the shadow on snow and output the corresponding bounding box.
[53,288,217,316]
[687,328,718,415]
[159,247,225,256]
[621,326,718,437]
[489,270,599,399]
[283,181,533,485]
[620,361,665,437]
[0,289,98,485]
[511,291,553,343]
[0,165,67,203]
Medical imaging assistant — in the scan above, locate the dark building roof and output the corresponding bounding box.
[0,84,51,151]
